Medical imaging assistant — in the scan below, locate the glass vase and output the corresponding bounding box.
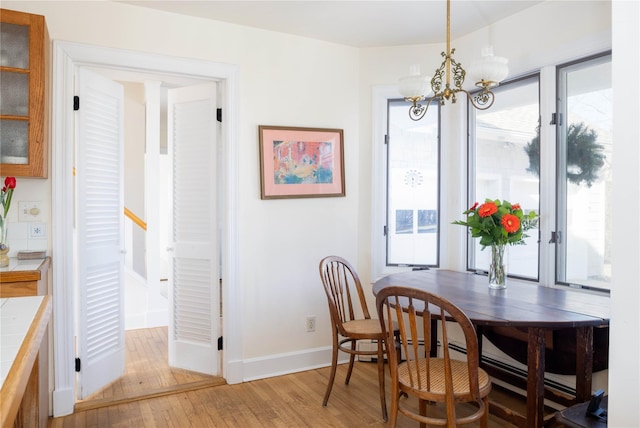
[488,244,507,289]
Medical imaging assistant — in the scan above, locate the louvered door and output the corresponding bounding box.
[75,68,125,398]
[167,83,220,374]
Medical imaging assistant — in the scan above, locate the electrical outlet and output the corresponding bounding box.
[306,316,316,332]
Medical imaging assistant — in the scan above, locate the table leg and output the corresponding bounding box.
[527,327,546,428]
[575,326,594,402]
[476,325,484,358]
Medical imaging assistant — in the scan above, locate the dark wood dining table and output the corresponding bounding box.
[372,269,610,428]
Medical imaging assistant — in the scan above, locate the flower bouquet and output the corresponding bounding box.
[453,199,538,288]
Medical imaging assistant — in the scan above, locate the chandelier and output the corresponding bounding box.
[398,0,509,121]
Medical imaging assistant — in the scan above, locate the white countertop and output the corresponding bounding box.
[0,296,45,388]
[0,258,46,273]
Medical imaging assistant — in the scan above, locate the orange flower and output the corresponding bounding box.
[512,203,521,211]
[478,201,498,218]
[501,214,520,233]
[469,202,479,211]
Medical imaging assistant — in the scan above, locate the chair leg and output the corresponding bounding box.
[323,340,339,406]
[419,399,427,428]
[377,341,388,421]
[389,374,399,427]
[344,340,357,385]
[481,396,489,428]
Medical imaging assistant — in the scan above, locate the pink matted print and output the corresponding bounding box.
[259,126,345,199]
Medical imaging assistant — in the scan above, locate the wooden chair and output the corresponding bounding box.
[319,255,398,421]
[376,285,492,428]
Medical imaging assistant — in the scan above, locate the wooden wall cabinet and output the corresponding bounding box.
[0,9,47,178]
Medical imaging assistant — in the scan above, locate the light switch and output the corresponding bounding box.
[18,201,43,222]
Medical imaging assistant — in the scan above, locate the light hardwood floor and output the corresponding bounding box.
[49,327,532,427]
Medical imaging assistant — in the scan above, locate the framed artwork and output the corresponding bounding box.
[258,125,345,199]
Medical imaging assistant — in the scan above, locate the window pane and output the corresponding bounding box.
[470,76,540,279]
[418,209,437,234]
[387,99,439,266]
[395,210,413,234]
[558,55,612,290]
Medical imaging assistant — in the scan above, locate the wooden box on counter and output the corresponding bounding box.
[0,257,50,297]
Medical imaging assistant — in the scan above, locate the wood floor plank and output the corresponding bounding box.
[78,326,223,409]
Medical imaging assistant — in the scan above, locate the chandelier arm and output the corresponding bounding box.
[460,88,496,111]
[408,97,438,121]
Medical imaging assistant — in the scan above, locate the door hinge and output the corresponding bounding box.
[73,96,80,111]
[383,225,388,236]
[216,108,222,123]
[384,134,389,145]
[550,112,562,126]
[75,357,81,372]
[217,336,223,351]
[549,231,562,244]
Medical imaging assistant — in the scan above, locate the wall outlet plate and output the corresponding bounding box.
[306,316,316,332]
[19,201,43,222]
[29,222,47,238]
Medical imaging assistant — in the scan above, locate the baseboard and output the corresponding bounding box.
[241,345,344,382]
[145,309,168,328]
[52,386,75,417]
[225,359,244,384]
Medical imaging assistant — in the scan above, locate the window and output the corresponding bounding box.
[467,53,612,290]
[386,99,440,267]
[556,53,612,290]
[468,75,541,280]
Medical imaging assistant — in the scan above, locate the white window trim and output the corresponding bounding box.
[539,66,558,287]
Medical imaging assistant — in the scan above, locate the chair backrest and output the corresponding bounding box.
[375,285,482,403]
[319,256,371,336]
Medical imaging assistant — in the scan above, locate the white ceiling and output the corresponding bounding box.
[118,0,544,48]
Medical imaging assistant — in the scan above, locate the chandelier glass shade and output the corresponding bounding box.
[399,0,509,121]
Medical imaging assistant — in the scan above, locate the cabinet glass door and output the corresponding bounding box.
[0,21,30,165]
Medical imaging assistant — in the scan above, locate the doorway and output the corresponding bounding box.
[75,72,216,405]
[51,40,242,416]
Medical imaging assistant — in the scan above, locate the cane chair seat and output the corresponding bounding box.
[342,319,386,337]
[397,358,491,400]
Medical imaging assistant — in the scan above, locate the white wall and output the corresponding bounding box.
[4,0,640,423]
[3,0,360,365]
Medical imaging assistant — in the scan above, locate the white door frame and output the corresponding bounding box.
[51,40,243,416]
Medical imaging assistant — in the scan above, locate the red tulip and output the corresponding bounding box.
[4,176,16,189]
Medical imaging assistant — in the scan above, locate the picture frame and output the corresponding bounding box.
[258,125,345,199]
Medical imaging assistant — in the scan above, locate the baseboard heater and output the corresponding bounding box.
[448,343,577,397]
[357,340,576,397]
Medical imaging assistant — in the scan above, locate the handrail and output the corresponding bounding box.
[124,207,147,231]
